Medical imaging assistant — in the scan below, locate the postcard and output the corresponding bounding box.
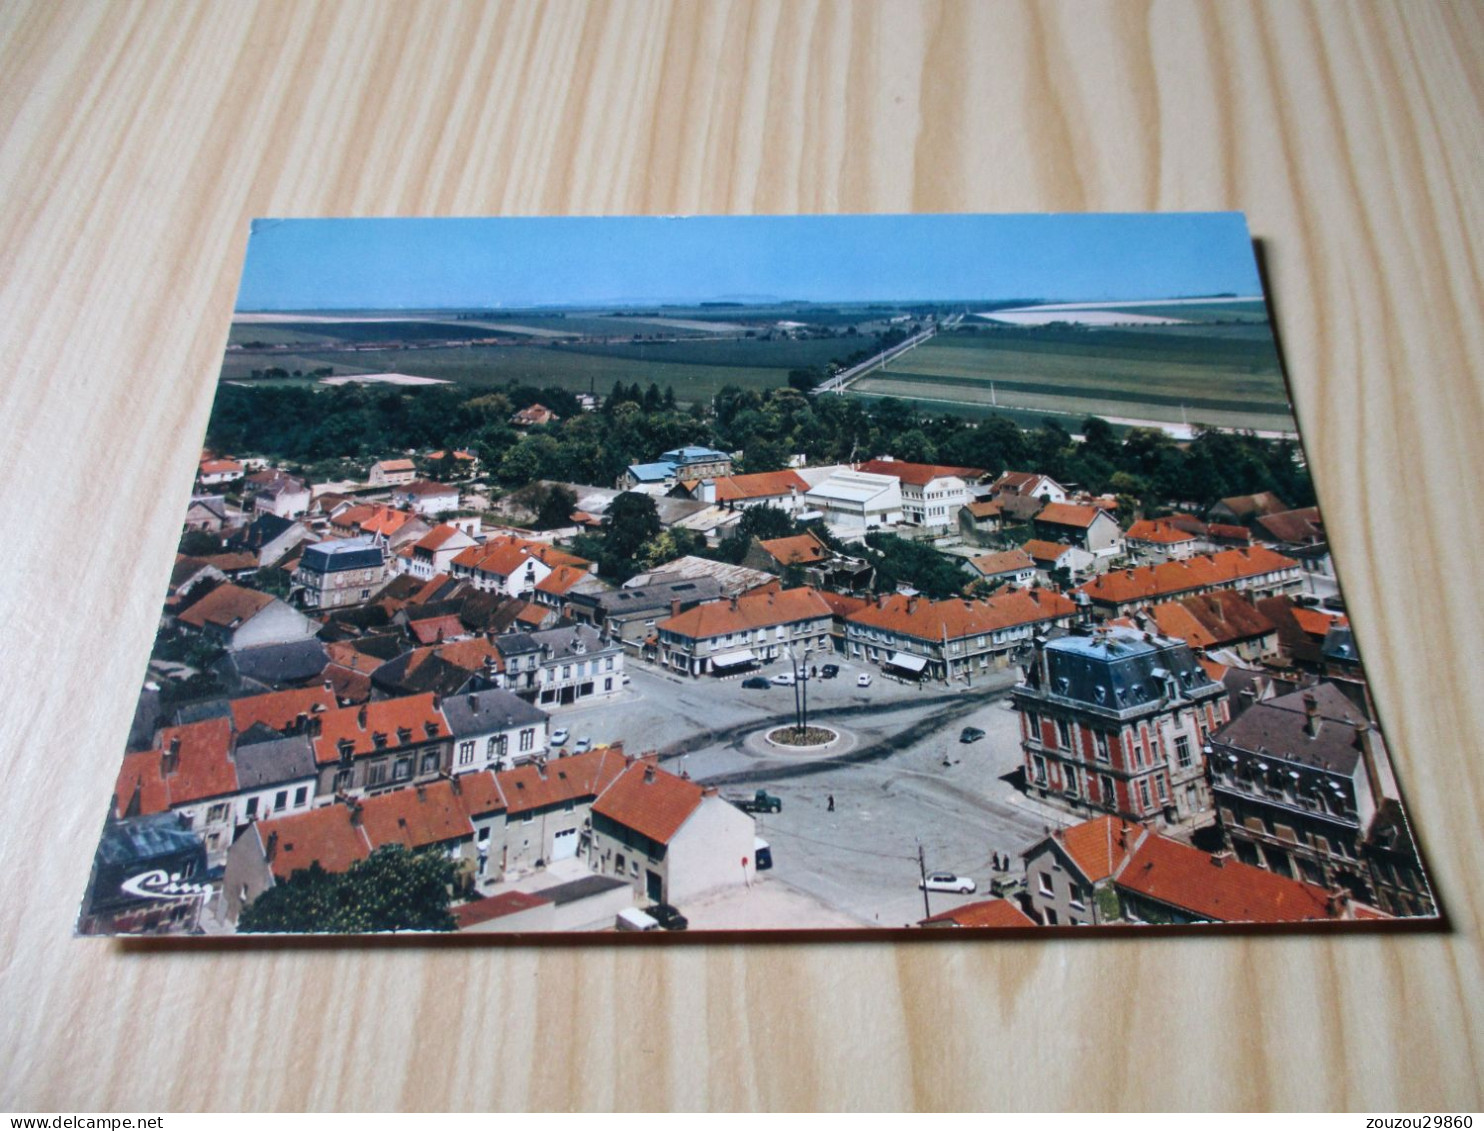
[79,213,1438,936]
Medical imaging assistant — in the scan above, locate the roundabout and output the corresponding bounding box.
[765,724,839,750]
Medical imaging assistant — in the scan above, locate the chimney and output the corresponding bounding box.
[730,595,739,611]
[643,765,656,784]
[671,599,681,619]
[294,712,309,734]
[1210,849,1233,868]
[1303,692,1320,738]
[161,736,181,776]
[700,478,716,504]
[265,831,278,862]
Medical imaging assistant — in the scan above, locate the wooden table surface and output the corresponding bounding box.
[3,0,1482,1112]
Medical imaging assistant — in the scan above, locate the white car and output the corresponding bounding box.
[920,872,976,895]
[771,672,796,686]
[857,673,872,687]
[572,736,593,753]
[550,728,570,747]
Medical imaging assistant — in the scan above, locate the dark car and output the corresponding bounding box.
[647,903,689,931]
[821,664,840,679]
[741,676,771,690]
[959,726,986,743]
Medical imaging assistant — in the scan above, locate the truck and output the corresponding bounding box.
[726,789,783,814]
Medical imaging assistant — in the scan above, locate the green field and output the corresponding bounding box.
[848,324,1294,433]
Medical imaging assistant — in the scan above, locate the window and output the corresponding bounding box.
[1155,774,1168,802]
[605,657,614,671]
[1137,779,1152,811]
[1174,735,1192,768]
[519,729,535,752]
[561,664,571,679]
[1064,765,1079,797]
[488,735,507,759]
[274,790,288,810]
[459,740,476,766]
[1100,775,1116,808]
[420,749,440,774]
[208,803,228,822]
[1055,720,1072,749]
[1039,871,1054,897]
[1024,710,1040,739]
[334,769,352,792]
[604,678,612,692]
[1032,755,1047,786]
[367,762,388,787]
[615,853,625,874]
[245,797,259,818]
[294,786,308,807]
[1095,732,1110,763]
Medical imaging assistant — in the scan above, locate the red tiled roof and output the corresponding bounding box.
[1022,539,1077,564]
[535,564,590,595]
[1217,492,1289,519]
[514,602,551,627]
[1035,502,1108,529]
[847,588,1076,643]
[453,891,550,928]
[324,641,387,674]
[855,458,986,487]
[1076,548,1300,606]
[408,615,466,645]
[358,781,473,851]
[200,551,260,573]
[969,549,1034,576]
[1292,607,1348,636]
[451,771,505,818]
[658,586,833,641]
[409,573,455,605]
[813,590,870,619]
[1055,816,1147,883]
[230,686,337,735]
[529,544,591,569]
[1126,519,1199,544]
[199,458,242,475]
[1146,602,1218,648]
[965,500,1002,519]
[310,693,448,765]
[401,479,458,498]
[1256,507,1324,545]
[414,524,467,552]
[1118,835,1335,923]
[335,504,417,536]
[592,762,704,845]
[706,469,809,501]
[114,718,237,817]
[921,899,1035,928]
[177,583,276,630]
[495,746,628,817]
[322,664,372,704]
[756,531,830,565]
[1198,656,1230,682]
[256,806,372,881]
[453,541,531,578]
[374,459,415,472]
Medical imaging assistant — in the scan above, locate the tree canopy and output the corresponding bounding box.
[238,845,457,934]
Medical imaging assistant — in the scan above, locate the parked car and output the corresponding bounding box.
[572,736,592,753]
[771,672,796,686]
[741,676,771,690]
[959,726,986,744]
[646,903,689,931]
[857,673,872,687]
[821,664,840,679]
[920,872,977,895]
[1323,596,1347,612]
[549,728,570,747]
[989,875,1025,899]
[725,789,783,814]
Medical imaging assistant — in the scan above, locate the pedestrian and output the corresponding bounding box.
[827,793,835,812]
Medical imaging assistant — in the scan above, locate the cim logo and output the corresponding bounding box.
[120,869,211,901]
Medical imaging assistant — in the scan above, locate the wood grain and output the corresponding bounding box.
[2,0,1481,1111]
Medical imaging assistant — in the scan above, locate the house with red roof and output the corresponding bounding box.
[1075,547,1303,618]
[198,457,244,487]
[309,693,451,799]
[1137,590,1279,664]
[589,761,757,905]
[1032,502,1123,556]
[367,458,417,488]
[965,548,1036,587]
[176,582,320,650]
[674,468,810,512]
[399,522,478,581]
[655,586,834,677]
[845,589,1076,681]
[989,470,1069,521]
[919,899,1035,929]
[492,745,628,878]
[510,403,559,427]
[856,457,986,529]
[114,717,241,866]
[1124,518,1202,562]
[1021,539,1095,583]
[1020,814,1365,926]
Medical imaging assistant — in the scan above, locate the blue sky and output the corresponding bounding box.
[235,213,1261,311]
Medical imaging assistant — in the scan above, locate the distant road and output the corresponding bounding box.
[810,313,962,396]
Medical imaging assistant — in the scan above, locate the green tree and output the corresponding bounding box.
[532,484,578,530]
[238,845,457,934]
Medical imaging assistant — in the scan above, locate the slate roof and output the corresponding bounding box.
[1024,626,1222,714]
[94,812,202,868]
[440,688,547,739]
[234,733,317,791]
[219,639,331,691]
[299,537,384,574]
[576,576,724,618]
[1210,682,1375,775]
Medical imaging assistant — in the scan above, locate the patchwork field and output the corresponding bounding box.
[848,325,1295,434]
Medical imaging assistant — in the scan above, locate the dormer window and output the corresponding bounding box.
[424,721,440,738]
[337,739,354,761]
[372,731,388,749]
[397,727,413,745]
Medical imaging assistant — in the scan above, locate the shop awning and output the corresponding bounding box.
[886,651,929,673]
[710,650,758,669]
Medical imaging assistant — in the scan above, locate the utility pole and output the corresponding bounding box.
[917,841,932,920]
